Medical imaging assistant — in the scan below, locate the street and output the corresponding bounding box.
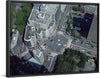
[45,53,57,72]
[45,32,69,54]
[71,40,97,57]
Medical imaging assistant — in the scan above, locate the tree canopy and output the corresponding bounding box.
[10,5,14,31]
[53,48,88,73]
[15,3,32,35]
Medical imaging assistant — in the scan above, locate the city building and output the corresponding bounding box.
[10,29,29,57]
[80,5,97,15]
[80,5,97,42]
[87,15,97,43]
[24,24,37,48]
[24,3,61,48]
[27,57,41,70]
[73,13,94,38]
[32,49,44,64]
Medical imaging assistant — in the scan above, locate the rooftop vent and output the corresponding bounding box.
[37,12,45,19]
[39,4,47,13]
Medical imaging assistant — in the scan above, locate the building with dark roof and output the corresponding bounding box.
[73,13,94,38]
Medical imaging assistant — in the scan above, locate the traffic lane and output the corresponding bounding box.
[49,55,57,72]
[59,6,72,31]
[71,44,97,56]
[59,6,72,30]
[45,56,52,69]
[72,41,96,52]
[45,55,57,72]
[71,43,96,52]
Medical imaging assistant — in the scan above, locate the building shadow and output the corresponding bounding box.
[10,55,48,76]
[73,13,94,38]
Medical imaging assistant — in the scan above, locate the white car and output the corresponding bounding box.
[81,50,85,52]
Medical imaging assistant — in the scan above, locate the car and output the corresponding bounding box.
[50,39,53,42]
[44,43,46,46]
[81,50,85,52]
[87,51,91,54]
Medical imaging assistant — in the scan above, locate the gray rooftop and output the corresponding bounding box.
[28,57,41,65]
[11,30,19,49]
[48,19,55,29]
[50,19,55,25]
[25,25,32,40]
[29,8,51,24]
[22,52,32,60]
[46,4,59,14]
[37,28,45,34]
[11,30,23,55]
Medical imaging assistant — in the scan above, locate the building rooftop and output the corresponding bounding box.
[22,52,32,61]
[73,13,94,38]
[81,5,97,15]
[29,4,59,28]
[24,25,32,40]
[29,8,51,24]
[48,19,55,28]
[11,29,19,49]
[28,57,41,65]
[36,49,42,58]
[46,4,59,14]
[37,28,45,34]
[49,19,55,26]
[41,4,46,8]
[11,29,24,55]
[33,3,59,14]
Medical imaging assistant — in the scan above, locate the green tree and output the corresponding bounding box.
[68,19,73,24]
[80,53,87,61]
[10,5,14,31]
[66,26,71,32]
[16,25,25,35]
[15,3,32,35]
[22,3,32,16]
[15,11,25,26]
[72,6,80,11]
[59,54,64,61]
[71,29,75,37]
[78,61,85,68]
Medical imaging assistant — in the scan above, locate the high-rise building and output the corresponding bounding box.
[24,4,61,48]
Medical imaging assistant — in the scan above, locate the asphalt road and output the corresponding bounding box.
[45,53,57,72]
[59,5,72,32]
[45,34,68,54]
[71,41,97,57]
